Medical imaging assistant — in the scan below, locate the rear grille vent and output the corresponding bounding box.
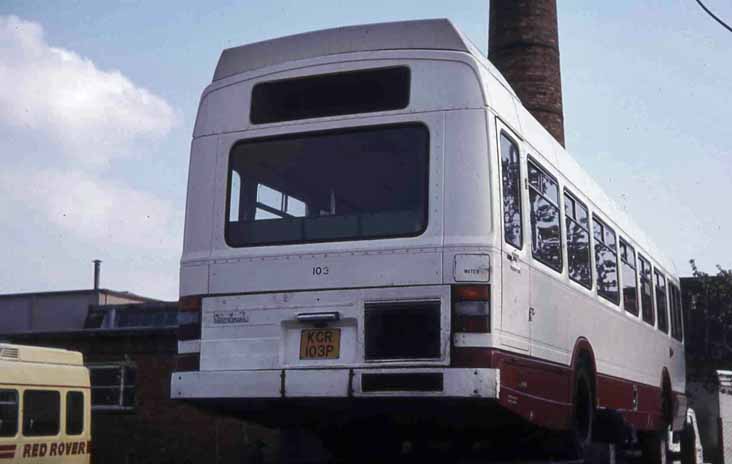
[364,301,441,360]
[362,373,443,392]
[0,347,19,359]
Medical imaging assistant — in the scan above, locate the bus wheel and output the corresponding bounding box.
[640,431,668,464]
[572,366,594,456]
[680,422,697,464]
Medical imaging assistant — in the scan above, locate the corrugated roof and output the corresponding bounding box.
[214,18,470,81]
[0,288,159,303]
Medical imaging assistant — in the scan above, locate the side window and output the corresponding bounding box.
[0,389,18,437]
[669,284,683,341]
[23,390,60,437]
[564,191,592,288]
[500,132,523,249]
[528,160,562,271]
[620,239,639,316]
[592,216,619,304]
[66,391,84,435]
[639,255,655,325]
[655,269,669,333]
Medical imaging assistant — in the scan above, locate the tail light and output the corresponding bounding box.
[452,285,490,333]
[177,295,202,341]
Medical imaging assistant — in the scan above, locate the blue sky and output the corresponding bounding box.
[0,1,730,300]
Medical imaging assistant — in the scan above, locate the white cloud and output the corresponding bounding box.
[0,168,182,253]
[0,15,183,300]
[0,15,178,167]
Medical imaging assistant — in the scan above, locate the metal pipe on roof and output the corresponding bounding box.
[93,259,101,290]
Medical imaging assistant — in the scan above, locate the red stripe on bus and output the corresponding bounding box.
[0,446,15,451]
[0,452,15,459]
[452,346,680,432]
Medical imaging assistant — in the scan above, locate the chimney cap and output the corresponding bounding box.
[93,260,102,290]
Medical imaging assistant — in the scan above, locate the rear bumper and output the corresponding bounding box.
[172,367,499,399]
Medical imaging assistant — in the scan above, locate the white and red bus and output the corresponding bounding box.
[171,18,686,461]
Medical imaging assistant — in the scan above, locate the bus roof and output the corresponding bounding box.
[0,343,83,366]
[215,18,476,82]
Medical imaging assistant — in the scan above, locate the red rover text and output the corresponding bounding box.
[22,441,91,458]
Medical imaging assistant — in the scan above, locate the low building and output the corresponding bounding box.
[1,294,278,464]
[0,288,154,334]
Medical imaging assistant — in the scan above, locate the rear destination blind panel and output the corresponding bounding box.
[250,66,410,124]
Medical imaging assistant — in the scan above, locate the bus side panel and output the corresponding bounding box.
[180,134,219,298]
[4,387,91,464]
[597,374,665,431]
[452,348,574,431]
[495,350,573,430]
[442,109,493,249]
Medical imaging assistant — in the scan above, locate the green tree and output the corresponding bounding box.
[686,260,732,383]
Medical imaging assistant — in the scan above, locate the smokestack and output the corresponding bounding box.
[489,0,565,146]
[93,259,101,290]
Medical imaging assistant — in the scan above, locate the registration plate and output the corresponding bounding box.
[300,328,341,359]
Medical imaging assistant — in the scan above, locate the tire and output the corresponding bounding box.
[572,366,595,458]
[640,431,668,464]
[574,368,594,447]
[680,423,697,464]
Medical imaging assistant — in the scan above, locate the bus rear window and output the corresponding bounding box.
[23,390,60,437]
[0,389,18,437]
[66,391,84,435]
[250,67,410,124]
[226,124,429,247]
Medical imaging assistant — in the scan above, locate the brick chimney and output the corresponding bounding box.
[489,0,565,146]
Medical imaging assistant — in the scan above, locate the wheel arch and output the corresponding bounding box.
[570,338,597,374]
[570,337,597,407]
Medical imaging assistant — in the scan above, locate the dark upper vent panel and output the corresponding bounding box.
[250,67,410,124]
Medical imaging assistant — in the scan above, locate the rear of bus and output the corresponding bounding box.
[172,19,506,431]
[0,344,91,464]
